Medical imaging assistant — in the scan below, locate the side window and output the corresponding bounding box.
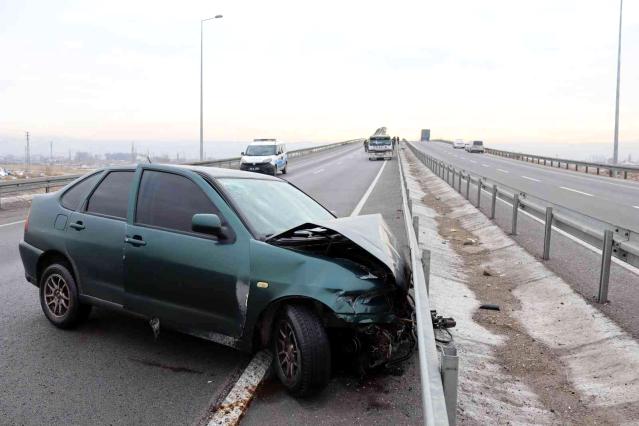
[60,173,102,211]
[135,170,218,234]
[86,171,134,219]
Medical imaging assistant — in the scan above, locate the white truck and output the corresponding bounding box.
[368,134,394,161]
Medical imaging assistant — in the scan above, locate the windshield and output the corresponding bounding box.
[218,178,333,237]
[370,138,391,146]
[245,145,276,156]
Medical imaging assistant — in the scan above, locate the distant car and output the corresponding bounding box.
[466,140,485,153]
[19,164,414,396]
[239,139,288,175]
[452,140,465,149]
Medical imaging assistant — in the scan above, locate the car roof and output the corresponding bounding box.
[162,164,281,181]
[99,164,281,181]
[249,140,281,145]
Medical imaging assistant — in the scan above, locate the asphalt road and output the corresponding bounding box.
[413,141,639,232]
[0,144,421,425]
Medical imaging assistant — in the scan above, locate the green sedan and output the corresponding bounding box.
[19,164,414,396]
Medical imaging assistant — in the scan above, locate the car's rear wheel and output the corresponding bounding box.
[272,305,331,397]
[282,162,288,174]
[39,263,91,329]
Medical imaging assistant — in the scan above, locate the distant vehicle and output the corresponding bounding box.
[466,140,485,153]
[420,129,431,142]
[452,140,465,149]
[239,139,287,175]
[368,135,394,160]
[19,164,414,396]
[0,167,8,177]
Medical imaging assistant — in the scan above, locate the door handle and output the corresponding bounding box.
[69,221,85,230]
[124,235,146,247]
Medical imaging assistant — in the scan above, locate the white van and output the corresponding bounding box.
[240,139,288,175]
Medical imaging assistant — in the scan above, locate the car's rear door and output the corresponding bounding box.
[123,168,247,338]
[65,170,135,304]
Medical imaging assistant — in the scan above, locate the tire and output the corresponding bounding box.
[272,305,331,397]
[272,166,278,176]
[282,162,288,174]
[39,263,92,329]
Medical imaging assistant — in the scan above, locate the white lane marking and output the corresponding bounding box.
[497,169,510,174]
[0,220,26,228]
[482,164,490,167]
[521,176,541,182]
[207,350,272,426]
[350,160,387,217]
[312,168,325,174]
[560,186,594,197]
[633,206,639,209]
[470,160,477,164]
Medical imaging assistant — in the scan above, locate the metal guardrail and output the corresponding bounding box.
[426,139,639,179]
[407,142,639,303]
[398,148,455,426]
[0,139,363,208]
[485,147,639,180]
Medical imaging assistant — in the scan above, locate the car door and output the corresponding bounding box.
[123,168,246,338]
[65,170,135,304]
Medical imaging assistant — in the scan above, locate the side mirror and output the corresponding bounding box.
[241,152,245,156]
[192,213,223,237]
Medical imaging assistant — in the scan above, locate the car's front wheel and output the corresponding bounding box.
[272,305,331,397]
[39,263,92,329]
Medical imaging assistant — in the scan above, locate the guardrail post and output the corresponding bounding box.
[413,215,419,241]
[465,175,470,199]
[45,184,50,193]
[511,194,519,235]
[447,166,450,183]
[543,207,553,260]
[457,171,462,193]
[440,344,458,426]
[585,165,589,174]
[490,185,497,219]
[421,249,431,294]
[597,167,600,175]
[597,230,613,303]
[476,179,482,208]
[624,171,628,179]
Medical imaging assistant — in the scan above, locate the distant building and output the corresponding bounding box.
[420,129,431,141]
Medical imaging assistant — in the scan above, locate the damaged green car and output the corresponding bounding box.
[19,164,415,396]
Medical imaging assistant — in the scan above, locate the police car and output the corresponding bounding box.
[239,139,288,175]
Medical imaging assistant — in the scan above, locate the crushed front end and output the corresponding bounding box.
[266,214,417,373]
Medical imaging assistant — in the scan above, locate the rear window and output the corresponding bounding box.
[60,173,102,211]
[86,171,135,219]
[473,141,483,146]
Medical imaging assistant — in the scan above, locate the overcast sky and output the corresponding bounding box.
[1,0,638,157]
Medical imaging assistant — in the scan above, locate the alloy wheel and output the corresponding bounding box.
[276,321,301,382]
[44,273,70,318]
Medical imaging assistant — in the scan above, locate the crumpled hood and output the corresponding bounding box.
[241,155,275,164]
[267,214,409,290]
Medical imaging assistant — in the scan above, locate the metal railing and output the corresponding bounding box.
[398,148,456,426]
[407,142,639,303]
[0,139,362,208]
[424,139,639,179]
[485,147,639,179]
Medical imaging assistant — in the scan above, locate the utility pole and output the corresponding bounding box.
[25,131,31,171]
[613,0,623,164]
[50,141,53,163]
[131,142,136,163]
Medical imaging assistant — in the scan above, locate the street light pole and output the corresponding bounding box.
[200,14,223,162]
[613,0,623,164]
